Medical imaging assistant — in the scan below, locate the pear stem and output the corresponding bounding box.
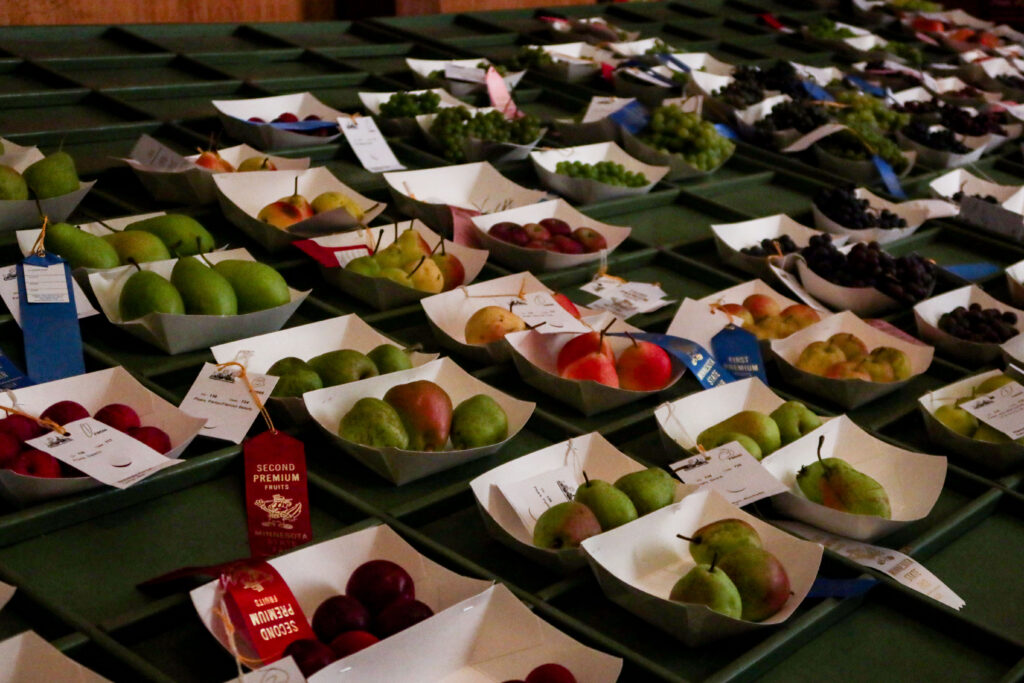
[408,256,425,277]
[430,239,442,255]
[198,252,216,268]
[676,533,695,543]
[599,317,617,344]
[709,552,718,573]
[127,258,141,272]
[372,229,384,255]
[582,470,590,486]
[260,157,270,169]
[816,435,825,463]
[625,331,638,348]
[292,176,299,198]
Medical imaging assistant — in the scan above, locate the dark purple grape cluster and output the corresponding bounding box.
[952,191,999,204]
[802,235,936,305]
[939,303,1019,343]
[939,105,1006,136]
[814,185,908,229]
[740,234,798,257]
[945,86,982,99]
[902,122,969,153]
[715,62,805,109]
[762,100,830,133]
[894,99,942,115]
[997,74,1024,90]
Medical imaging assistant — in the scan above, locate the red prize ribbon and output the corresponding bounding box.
[449,206,482,247]
[486,66,522,120]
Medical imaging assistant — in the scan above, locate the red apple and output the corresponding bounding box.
[506,225,530,247]
[40,401,90,427]
[742,294,781,321]
[526,663,578,683]
[346,560,415,614]
[779,304,820,328]
[525,239,549,250]
[304,114,322,121]
[523,222,551,241]
[539,218,572,237]
[488,221,521,243]
[10,449,62,478]
[274,112,299,123]
[572,227,607,252]
[616,340,673,391]
[0,432,20,468]
[551,235,584,254]
[94,404,141,433]
[0,414,44,443]
[561,352,619,387]
[312,595,371,644]
[283,638,336,678]
[247,116,266,123]
[552,293,581,319]
[329,630,379,658]
[556,331,614,375]
[127,426,172,454]
[370,598,434,638]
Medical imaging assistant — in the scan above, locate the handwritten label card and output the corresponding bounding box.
[26,417,180,489]
[669,441,786,506]
[474,292,590,334]
[23,264,70,303]
[961,380,1024,439]
[339,116,405,173]
[496,465,579,535]
[180,363,278,443]
[445,63,488,83]
[588,281,673,318]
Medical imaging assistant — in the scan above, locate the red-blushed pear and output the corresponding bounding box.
[717,303,754,327]
[236,156,277,172]
[716,546,791,622]
[779,304,820,329]
[556,320,616,375]
[194,147,235,173]
[573,227,607,253]
[0,414,46,443]
[346,560,415,614]
[616,335,673,391]
[10,449,62,478]
[532,501,602,549]
[827,333,869,361]
[869,346,912,380]
[678,518,763,566]
[283,638,336,678]
[525,663,578,683]
[127,426,172,454]
[795,341,846,376]
[561,352,620,387]
[855,356,896,383]
[824,361,873,381]
[94,404,141,433]
[742,294,781,321]
[312,595,371,644]
[328,630,379,658]
[0,432,20,468]
[370,598,434,638]
[257,177,314,229]
[464,304,527,345]
[552,293,581,319]
[39,401,90,426]
[430,240,465,291]
[383,380,453,451]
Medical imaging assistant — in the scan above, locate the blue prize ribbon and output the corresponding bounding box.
[801,80,835,101]
[655,53,691,73]
[846,75,885,97]
[711,325,767,382]
[609,100,651,135]
[871,155,907,199]
[0,351,31,390]
[942,262,1002,282]
[263,119,339,132]
[18,253,85,383]
[714,123,738,140]
[607,332,736,388]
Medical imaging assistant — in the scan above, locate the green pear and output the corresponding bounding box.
[681,518,762,566]
[44,222,120,269]
[308,350,378,387]
[450,394,508,449]
[103,231,171,265]
[973,423,1012,443]
[126,214,215,256]
[698,431,762,460]
[613,467,675,516]
[377,267,413,288]
[801,435,891,517]
[212,260,290,313]
[267,357,323,398]
[346,255,380,277]
[367,344,412,374]
[22,151,79,199]
[933,404,978,437]
[716,547,791,621]
[769,401,821,446]
[170,257,237,315]
[669,554,742,619]
[338,397,409,449]
[973,374,1015,396]
[697,410,781,458]
[532,501,602,550]
[0,165,28,200]
[118,270,184,320]
[574,473,638,531]
[374,244,408,270]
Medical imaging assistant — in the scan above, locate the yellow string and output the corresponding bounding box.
[31,216,49,257]
[0,404,67,435]
[216,362,275,434]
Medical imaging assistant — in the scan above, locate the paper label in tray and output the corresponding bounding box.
[961,380,1024,439]
[0,265,97,326]
[768,263,829,313]
[582,96,634,123]
[445,63,487,83]
[231,656,304,683]
[580,274,628,296]
[339,116,405,173]
[128,134,192,172]
[26,417,180,489]
[475,292,590,334]
[180,363,279,444]
[587,281,673,318]
[668,441,787,507]
[497,465,579,535]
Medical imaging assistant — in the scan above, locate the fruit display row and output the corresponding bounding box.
[344,228,466,293]
[42,214,215,269]
[795,333,911,383]
[488,217,607,254]
[554,160,648,187]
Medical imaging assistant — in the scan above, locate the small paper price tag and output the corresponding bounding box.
[339,116,405,173]
[580,274,627,296]
[589,281,673,318]
[582,96,634,123]
[668,441,787,506]
[496,465,579,535]
[767,263,830,313]
[23,263,70,303]
[124,134,193,172]
[180,363,279,443]
[0,265,97,325]
[332,244,372,268]
[445,63,488,83]
[26,417,180,489]
[961,380,1024,439]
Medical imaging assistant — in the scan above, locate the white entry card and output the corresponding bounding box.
[961,380,1024,439]
[0,265,98,325]
[26,418,180,489]
[476,291,590,334]
[669,441,787,506]
[445,63,488,83]
[339,116,405,173]
[497,465,579,535]
[180,363,278,444]
[23,264,70,303]
[582,96,634,123]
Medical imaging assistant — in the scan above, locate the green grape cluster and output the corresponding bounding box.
[379,91,442,118]
[833,90,909,133]
[429,108,542,162]
[509,47,553,71]
[640,106,734,171]
[807,18,856,39]
[643,39,674,55]
[554,160,649,187]
[885,41,925,67]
